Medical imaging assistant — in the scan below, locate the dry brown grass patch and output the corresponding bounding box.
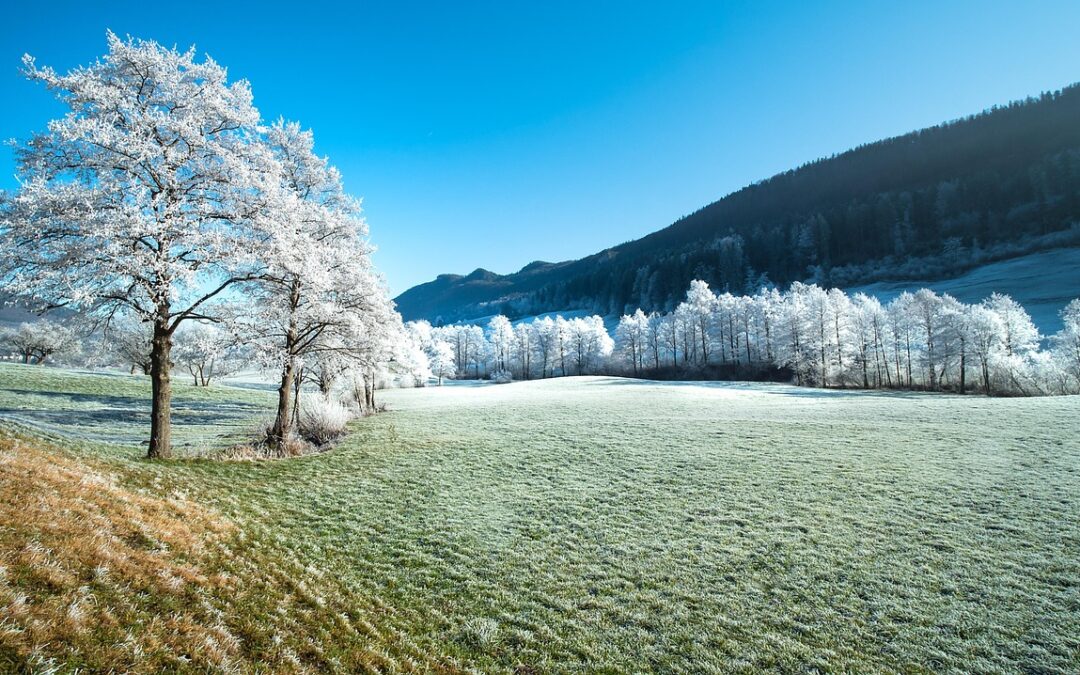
[0,433,239,672]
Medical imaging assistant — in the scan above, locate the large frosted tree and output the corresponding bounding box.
[248,119,384,448]
[1,34,275,458]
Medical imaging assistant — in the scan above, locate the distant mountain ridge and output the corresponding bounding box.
[395,83,1080,324]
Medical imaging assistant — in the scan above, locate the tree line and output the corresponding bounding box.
[406,283,1080,397]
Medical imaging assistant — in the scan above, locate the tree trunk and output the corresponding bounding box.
[364,367,377,411]
[270,358,296,444]
[292,366,303,428]
[147,321,174,459]
[959,351,967,394]
[834,317,844,386]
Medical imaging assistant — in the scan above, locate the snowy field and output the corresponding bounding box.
[848,247,1080,334]
[1,365,1079,670]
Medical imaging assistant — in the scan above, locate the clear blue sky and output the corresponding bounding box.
[3,1,1080,295]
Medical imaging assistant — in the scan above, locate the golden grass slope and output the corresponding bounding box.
[0,433,451,673]
[0,433,243,671]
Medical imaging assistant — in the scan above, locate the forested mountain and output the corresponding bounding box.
[396,84,1080,324]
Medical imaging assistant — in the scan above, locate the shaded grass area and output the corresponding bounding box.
[0,363,272,448]
[1,364,1079,671]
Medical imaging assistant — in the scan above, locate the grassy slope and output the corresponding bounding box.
[1,364,1079,671]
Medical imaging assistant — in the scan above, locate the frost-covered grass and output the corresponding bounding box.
[0,362,273,448]
[1,366,1079,671]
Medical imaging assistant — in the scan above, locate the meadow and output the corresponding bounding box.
[0,362,1078,672]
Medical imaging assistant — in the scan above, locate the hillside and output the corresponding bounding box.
[396,84,1080,324]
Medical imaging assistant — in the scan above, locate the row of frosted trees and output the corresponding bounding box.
[405,315,614,382]
[617,281,1080,395]
[406,281,1080,396]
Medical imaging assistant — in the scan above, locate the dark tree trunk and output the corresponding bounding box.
[147,320,174,459]
[959,351,967,394]
[292,366,303,428]
[271,358,296,444]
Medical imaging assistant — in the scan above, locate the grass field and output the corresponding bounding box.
[1,362,1078,672]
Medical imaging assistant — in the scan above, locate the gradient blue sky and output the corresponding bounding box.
[2,1,1079,294]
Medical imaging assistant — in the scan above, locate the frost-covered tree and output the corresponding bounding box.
[961,304,1004,395]
[554,316,572,376]
[983,293,1041,394]
[909,289,947,389]
[732,295,756,365]
[531,317,556,378]
[985,293,1040,358]
[513,323,533,379]
[434,324,488,378]
[247,119,384,448]
[683,280,716,365]
[488,315,514,373]
[1,34,277,458]
[105,318,154,375]
[827,288,855,386]
[429,340,456,385]
[464,324,489,378]
[660,312,680,368]
[776,282,813,385]
[568,316,613,375]
[888,292,919,387]
[753,287,781,365]
[615,309,649,375]
[1050,299,1080,392]
[173,321,244,386]
[405,320,434,352]
[607,277,1070,396]
[392,329,432,388]
[849,294,880,388]
[934,294,965,391]
[0,320,77,365]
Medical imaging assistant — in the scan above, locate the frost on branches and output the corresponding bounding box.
[241,119,393,451]
[405,281,1079,397]
[0,34,406,457]
[609,280,1080,396]
[0,33,277,457]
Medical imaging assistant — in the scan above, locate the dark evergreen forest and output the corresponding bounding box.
[396,84,1080,323]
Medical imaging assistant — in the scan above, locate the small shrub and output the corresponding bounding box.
[490,370,513,384]
[297,396,353,446]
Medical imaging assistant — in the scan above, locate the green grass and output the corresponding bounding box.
[1,363,1079,671]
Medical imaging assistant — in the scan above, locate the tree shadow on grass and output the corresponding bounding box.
[0,387,267,447]
[1,387,264,412]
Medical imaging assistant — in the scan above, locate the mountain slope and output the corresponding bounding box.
[396,84,1080,324]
